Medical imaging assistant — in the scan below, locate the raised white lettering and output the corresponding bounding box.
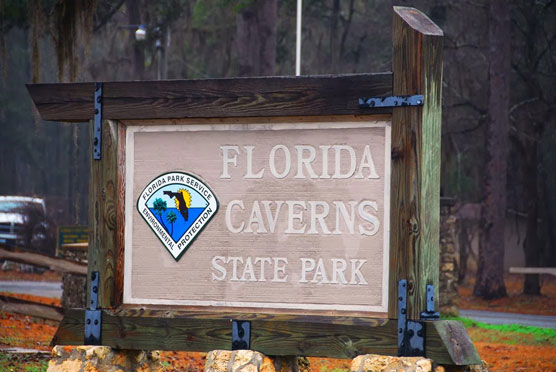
[225,200,245,233]
[269,145,291,179]
[272,258,288,282]
[220,145,239,179]
[299,258,315,283]
[244,146,265,179]
[295,145,318,179]
[333,145,356,179]
[355,145,379,179]
[211,256,227,281]
[358,201,380,236]
[244,201,267,233]
[307,201,331,234]
[285,201,306,234]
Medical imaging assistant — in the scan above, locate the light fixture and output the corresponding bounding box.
[135,24,146,41]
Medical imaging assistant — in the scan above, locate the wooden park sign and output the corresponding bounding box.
[127,120,390,313]
[28,7,480,366]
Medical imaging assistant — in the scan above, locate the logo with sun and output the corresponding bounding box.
[137,172,218,260]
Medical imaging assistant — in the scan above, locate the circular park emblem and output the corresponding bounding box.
[137,172,218,260]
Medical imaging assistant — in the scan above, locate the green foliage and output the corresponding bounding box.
[442,151,480,201]
[0,352,49,372]
[0,0,29,30]
[151,0,188,24]
[320,367,349,372]
[25,363,49,372]
[443,316,556,345]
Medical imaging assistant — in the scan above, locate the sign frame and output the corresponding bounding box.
[27,7,480,365]
[123,119,391,314]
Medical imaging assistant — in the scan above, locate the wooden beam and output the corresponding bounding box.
[389,7,444,319]
[0,246,87,275]
[52,309,480,365]
[431,320,481,366]
[0,294,63,321]
[26,74,392,122]
[509,267,556,276]
[114,122,126,307]
[87,120,119,308]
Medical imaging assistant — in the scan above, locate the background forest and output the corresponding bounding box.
[0,0,555,297]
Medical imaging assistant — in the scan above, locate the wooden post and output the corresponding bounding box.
[28,19,481,362]
[87,120,119,309]
[389,7,443,319]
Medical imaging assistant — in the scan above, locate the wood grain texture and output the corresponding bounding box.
[430,320,481,366]
[88,120,119,308]
[52,309,479,365]
[0,294,63,321]
[115,122,126,306]
[0,246,87,275]
[125,122,390,313]
[27,74,392,122]
[388,7,443,319]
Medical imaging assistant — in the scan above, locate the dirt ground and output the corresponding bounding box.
[1,270,556,371]
[459,274,556,316]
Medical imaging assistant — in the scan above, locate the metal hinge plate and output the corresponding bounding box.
[84,309,102,345]
[93,83,103,160]
[398,280,437,357]
[359,95,424,108]
[231,320,251,350]
[421,284,440,320]
[84,271,101,345]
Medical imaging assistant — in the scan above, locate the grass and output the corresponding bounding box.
[444,315,556,345]
[320,367,349,372]
[0,352,49,372]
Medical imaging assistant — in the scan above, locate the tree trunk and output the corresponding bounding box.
[519,2,548,295]
[523,139,540,295]
[329,0,340,73]
[236,0,277,77]
[473,0,510,299]
[457,219,471,284]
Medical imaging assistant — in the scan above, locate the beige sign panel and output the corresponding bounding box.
[124,120,391,314]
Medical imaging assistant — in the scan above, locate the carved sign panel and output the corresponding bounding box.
[124,119,391,314]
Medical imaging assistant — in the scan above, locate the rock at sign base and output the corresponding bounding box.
[47,345,165,372]
[205,350,310,372]
[205,350,274,372]
[351,354,433,372]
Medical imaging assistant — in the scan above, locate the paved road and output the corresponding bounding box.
[0,280,62,299]
[460,309,556,329]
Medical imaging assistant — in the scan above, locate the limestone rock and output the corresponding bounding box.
[205,350,309,372]
[205,350,275,372]
[47,345,166,372]
[351,354,432,372]
[440,361,489,372]
[439,207,459,317]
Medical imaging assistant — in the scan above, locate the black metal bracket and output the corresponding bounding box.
[93,82,103,160]
[421,284,440,320]
[231,320,251,350]
[359,94,424,108]
[397,280,407,356]
[398,281,439,357]
[84,271,102,345]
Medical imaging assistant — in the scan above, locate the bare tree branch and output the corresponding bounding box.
[442,120,485,136]
[93,0,126,33]
[510,97,540,114]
